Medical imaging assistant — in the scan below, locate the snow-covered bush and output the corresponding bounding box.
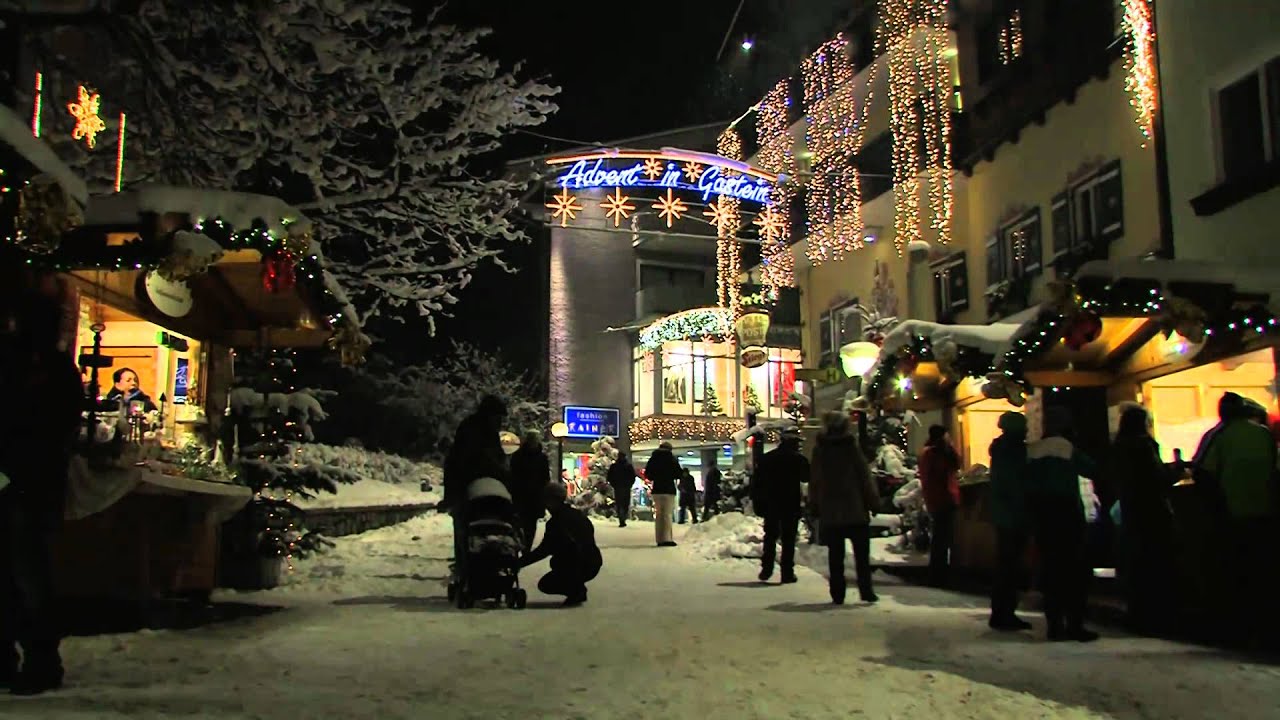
[716,469,752,515]
[294,444,441,490]
[572,437,618,516]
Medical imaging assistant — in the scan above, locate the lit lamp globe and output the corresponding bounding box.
[499,431,521,455]
[840,341,881,379]
[736,307,771,369]
[550,422,569,439]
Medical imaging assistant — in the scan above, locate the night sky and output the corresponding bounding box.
[403,1,855,371]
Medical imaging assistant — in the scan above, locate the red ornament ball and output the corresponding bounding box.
[1063,311,1103,351]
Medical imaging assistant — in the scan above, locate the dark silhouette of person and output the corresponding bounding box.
[607,452,636,527]
[753,428,808,584]
[508,431,551,552]
[521,483,602,606]
[918,424,961,587]
[702,464,723,519]
[678,467,699,524]
[988,412,1032,631]
[810,411,881,604]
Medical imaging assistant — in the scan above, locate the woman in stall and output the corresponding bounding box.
[104,367,156,413]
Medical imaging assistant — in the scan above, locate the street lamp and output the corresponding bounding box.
[550,421,569,479]
[839,341,881,381]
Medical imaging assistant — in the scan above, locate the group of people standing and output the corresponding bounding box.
[610,443,721,546]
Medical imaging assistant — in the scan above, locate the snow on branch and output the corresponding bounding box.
[24,0,559,331]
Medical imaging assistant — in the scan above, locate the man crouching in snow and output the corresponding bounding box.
[520,483,602,606]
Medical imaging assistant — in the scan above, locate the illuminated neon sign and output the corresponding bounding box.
[547,148,779,205]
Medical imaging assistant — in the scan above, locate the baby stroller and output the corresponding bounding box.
[447,477,528,609]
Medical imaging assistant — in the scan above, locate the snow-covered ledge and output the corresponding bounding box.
[85,186,312,235]
[0,104,89,205]
[1075,259,1280,310]
[861,319,1021,386]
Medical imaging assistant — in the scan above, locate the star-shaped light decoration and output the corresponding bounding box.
[683,161,705,182]
[67,85,107,149]
[753,206,785,241]
[652,189,688,228]
[600,188,636,227]
[702,196,734,233]
[642,157,665,180]
[546,188,583,227]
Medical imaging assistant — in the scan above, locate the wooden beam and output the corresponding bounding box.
[225,328,331,349]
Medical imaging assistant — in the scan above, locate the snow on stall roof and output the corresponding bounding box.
[1077,259,1280,308]
[862,319,1020,383]
[0,104,89,205]
[84,185,312,234]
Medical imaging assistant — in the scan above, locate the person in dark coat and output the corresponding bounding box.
[809,411,881,604]
[644,442,681,547]
[753,428,808,584]
[441,395,508,577]
[0,282,84,695]
[607,452,636,527]
[702,465,722,520]
[1110,405,1176,633]
[678,468,699,524]
[508,431,551,552]
[521,483,602,606]
[988,412,1032,631]
[1026,407,1100,642]
[917,424,961,587]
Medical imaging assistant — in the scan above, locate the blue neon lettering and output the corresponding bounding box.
[555,158,774,204]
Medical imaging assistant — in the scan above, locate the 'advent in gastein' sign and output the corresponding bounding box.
[555,159,774,204]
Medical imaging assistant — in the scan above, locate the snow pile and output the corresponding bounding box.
[682,512,765,560]
[290,444,441,509]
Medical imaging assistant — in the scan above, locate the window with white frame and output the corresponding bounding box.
[931,252,969,319]
[1217,57,1280,182]
[1051,160,1123,260]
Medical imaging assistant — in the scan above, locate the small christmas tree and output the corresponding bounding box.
[572,435,618,515]
[743,382,762,414]
[702,383,723,416]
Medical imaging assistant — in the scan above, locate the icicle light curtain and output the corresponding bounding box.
[802,33,880,265]
[754,79,795,291]
[877,0,954,255]
[716,127,744,316]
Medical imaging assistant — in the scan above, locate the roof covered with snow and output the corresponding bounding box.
[862,319,1020,383]
[0,103,89,205]
[84,186,312,234]
[1076,259,1280,308]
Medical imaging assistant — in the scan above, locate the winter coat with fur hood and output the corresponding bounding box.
[809,430,879,528]
[1025,436,1097,528]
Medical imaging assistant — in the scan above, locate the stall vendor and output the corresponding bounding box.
[104,368,157,413]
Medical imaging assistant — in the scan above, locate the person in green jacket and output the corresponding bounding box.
[988,412,1032,631]
[1026,407,1100,643]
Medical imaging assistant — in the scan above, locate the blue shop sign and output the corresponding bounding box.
[173,358,189,404]
[563,406,620,439]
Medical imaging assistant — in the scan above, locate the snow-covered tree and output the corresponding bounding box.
[702,383,723,416]
[21,0,559,330]
[716,469,751,515]
[326,341,549,461]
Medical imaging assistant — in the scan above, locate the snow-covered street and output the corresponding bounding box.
[5,514,1278,719]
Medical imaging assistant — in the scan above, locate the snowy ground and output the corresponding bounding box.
[291,447,442,510]
[6,513,1278,719]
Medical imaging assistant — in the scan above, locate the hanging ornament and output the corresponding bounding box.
[1161,295,1208,343]
[262,252,297,293]
[14,177,82,254]
[283,227,313,257]
[1062,310,1102,351]
[932,338,963,381]
[328,324,371,367]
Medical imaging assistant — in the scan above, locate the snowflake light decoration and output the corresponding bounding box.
[67,85,107,148]
[702,196,734,232]
[600,188,636,227]
[652,189,688,228]
[546,188,583,227]
[753,206,786,241]
[642,157,665,180]
[683,161,705,182]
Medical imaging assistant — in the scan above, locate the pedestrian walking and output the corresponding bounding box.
[0,278,83,695]
[644,442,681,547]
[918,424,961,587]
[678,468,699,524]
[607,452,636,527]
[703,464,722,520]
[520,483,602,607]
[1110,405,1176,633]
[509,430,551,552]
[809,411,881,604]
[753,428,808,584]
[988,412,1032,631]
[1026,407,1100,642]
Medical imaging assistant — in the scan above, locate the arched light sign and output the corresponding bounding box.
[546,147,781,205]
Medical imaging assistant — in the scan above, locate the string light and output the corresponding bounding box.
[877,0,954,255]
[629,415,746,445]
[638,306,732,351]
[999,9,1024,65]
[715,128,744,315]
[31,72,42,137]
[1122,0,1157,146]
[114,113,127,193]
[802,34,880,264]
[67,85,107,149]
[754,80,796,290]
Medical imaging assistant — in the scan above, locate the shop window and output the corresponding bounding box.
[1051,160,1123,262]
[1217,58,1280,182]
[660,341,734,416]
[636,348,655,417]
[818,300,860,368]
[745,348,800,419]
[931,252,969,320]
